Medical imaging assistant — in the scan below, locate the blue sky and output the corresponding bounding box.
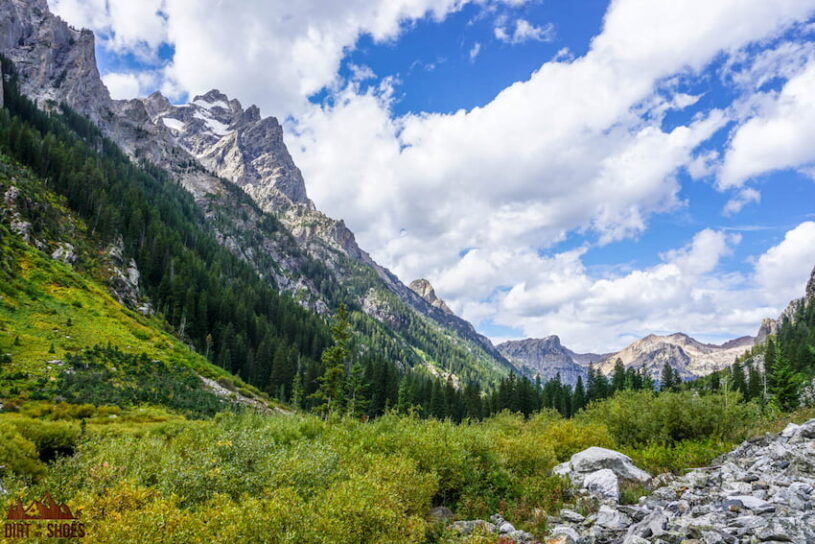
[51,0,815,351]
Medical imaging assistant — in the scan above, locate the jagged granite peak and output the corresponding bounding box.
[142,87,509,365]
[140,88,313,210]
[806,264,815,303]
[0,0,113,127]
[755,317,779,344]
[409,279,454,315]
[497,336,600,386]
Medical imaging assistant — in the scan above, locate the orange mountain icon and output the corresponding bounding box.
[6,493,78,520]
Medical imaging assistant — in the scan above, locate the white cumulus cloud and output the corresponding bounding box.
[495,18,555,44]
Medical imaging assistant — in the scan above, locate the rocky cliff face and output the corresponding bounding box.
[409,279,454,315]
[141,89,312,210]
[0,0,112,127]
[755,264,815,345]
[497,336,606,385]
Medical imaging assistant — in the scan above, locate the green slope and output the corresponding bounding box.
[0,154,266,414]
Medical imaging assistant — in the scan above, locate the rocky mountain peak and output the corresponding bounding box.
[0,0,112,127]
[807,265,815,303]
[497,336,589,386]
[137,88,312,210]
[409,279,453,315]
[195,89,231,105]
[601,331,755,380]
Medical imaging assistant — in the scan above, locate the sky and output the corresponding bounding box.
[48,0,815,352]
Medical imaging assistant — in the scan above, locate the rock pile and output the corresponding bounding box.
[553,447,652,503]
[545,419,815,543]
[451,514,536,543]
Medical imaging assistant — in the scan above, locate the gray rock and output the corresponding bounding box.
[623,536,650,544]
[754,518,798,542]
[595,504,631,529]
[584,468,620,502]
[450,520,496,536]
[550,525,581,540]
[554,446,652,490]
[51,242,77,264]
[559,508,586,523]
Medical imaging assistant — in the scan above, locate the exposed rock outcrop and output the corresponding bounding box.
[754,264,815,346]
[409,279,453,315]
[755,317,779,345]
[0,0,113,127]
[553,447,652,503]
[497,336,603,385]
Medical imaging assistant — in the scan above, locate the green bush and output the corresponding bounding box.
[578,390,759,447]
[5,417,81,461]
[0,422,46,478]
[624,438,733,475]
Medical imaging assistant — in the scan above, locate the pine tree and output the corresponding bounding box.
[572,375,586,413]
[769,354,802,411]
[660,362,675,392]
[396,377,411,414]
[310,305,351,417]
[746,363,762,402]
[611,359,626,392]
[731,361,747,399]
[290,371,304,409]
[344,361,368,417]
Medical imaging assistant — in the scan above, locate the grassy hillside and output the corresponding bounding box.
[0,154,267,413]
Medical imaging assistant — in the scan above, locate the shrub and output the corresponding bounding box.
[578,390,758,447]
[0,422,46,478]
[5,417,81,461]
[624,439,733,475]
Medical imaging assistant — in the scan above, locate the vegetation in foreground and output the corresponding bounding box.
[3,388,807,544]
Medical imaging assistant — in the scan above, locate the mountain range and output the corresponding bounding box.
[0,0,513,388]
[0,0,808,394]
[499,265,815,384]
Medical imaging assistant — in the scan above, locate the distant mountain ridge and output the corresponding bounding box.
[500,332,756,384]
[497,336,608,385]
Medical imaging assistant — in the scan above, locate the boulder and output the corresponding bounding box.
[554,446,651,502]
[584,468,620,502]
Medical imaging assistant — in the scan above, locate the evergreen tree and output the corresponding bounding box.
[769,354,802,411]
[572,375,586,413]
[344,361,368,417]
[660,362,675,392]
[395,377,411,414]
[290,371,304,409]
[611,358,626,392]
[731,361,747,399]
[310,305,351,417]
[746,363,762,402]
